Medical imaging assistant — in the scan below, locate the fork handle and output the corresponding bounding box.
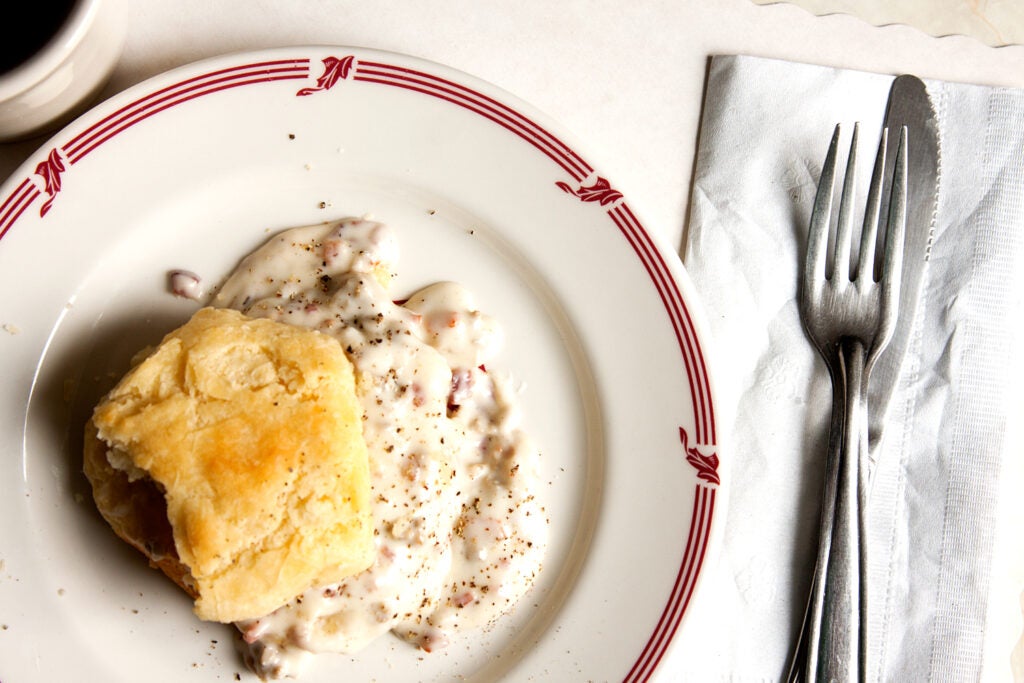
[787,373,842,683]
[793,339,865,683]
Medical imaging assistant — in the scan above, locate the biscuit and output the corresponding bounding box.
[85,307,374,623]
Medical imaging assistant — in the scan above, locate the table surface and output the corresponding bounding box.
[2,0,1021,679]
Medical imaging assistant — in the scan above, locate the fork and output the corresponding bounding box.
[788,122,907,682]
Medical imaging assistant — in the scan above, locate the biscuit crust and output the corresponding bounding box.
[85,307,374,623]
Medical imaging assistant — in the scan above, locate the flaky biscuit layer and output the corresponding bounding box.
[87,307,374,623]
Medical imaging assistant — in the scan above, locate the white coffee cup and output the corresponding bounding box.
[0,0,125,142]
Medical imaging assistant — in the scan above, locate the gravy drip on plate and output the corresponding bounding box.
[213,218,548,678]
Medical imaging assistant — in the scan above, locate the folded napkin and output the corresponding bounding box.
[666,54,1024,680]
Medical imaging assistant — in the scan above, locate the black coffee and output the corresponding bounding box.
[0,0,78,76]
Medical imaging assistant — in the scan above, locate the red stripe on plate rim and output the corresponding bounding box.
[0,179,39,241]
[354,72,590,182]
[66,62,310,162]
[64,59,309,158]
[607,206,705,442]
[69,71,309,163]
[624,486,716,682]
[612,203,716,444]
[357,60,592,179]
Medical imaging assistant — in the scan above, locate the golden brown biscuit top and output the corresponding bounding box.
[91,307,374,623]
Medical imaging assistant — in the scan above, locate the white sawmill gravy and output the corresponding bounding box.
[212,218,548,678]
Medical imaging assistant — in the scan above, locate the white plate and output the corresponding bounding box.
[0,47,724,682]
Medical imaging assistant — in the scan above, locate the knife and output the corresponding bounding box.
[866,74,941,461]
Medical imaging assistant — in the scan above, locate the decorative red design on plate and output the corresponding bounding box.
[680,426,719,486]
[297,56,355,96]
[556,176,623,206]
[35,148,65,217]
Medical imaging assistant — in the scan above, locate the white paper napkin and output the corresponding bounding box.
[667,54,1024,681]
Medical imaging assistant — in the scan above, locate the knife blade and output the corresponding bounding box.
[867,74,940,459]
